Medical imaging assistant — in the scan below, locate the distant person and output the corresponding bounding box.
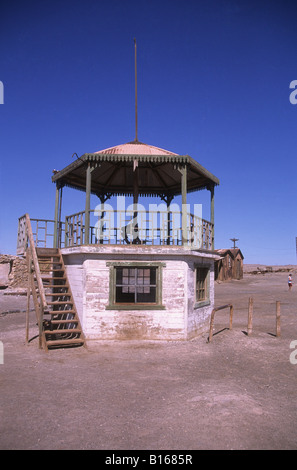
[288,274,293,291]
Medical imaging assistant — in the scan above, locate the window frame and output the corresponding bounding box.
[194,264,211,309]
[106,261,166,310]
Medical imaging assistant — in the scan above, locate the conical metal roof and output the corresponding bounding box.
[94,140,178,156]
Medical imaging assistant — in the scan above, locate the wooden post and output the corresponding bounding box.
[229,305,234,330]
[26,250,31,344]
[166,196,173,245]
[57,185,63,248]
[276,301,281,337]
[53,184,59,248]
[181,165,187,246]
[208,303,233,343]
[247,297,253,336]
[85,162,91,244]
[210,184,215,250]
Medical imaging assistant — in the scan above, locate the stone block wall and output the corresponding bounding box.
[0,255,28,288]
[62,246,217,341]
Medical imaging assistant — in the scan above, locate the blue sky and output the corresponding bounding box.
[1,0,297,264]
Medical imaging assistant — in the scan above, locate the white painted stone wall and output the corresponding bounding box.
[186,258,215,339]
[62,246,218,341]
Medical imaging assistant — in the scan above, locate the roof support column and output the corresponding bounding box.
[133,159,139,242]
[180,165,188,246]
[210,183,215,250]
[85,162,92,244]
[54,183,63,248]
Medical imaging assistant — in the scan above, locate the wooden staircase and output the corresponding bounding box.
[20,213,85,351]
[33,247,85,350]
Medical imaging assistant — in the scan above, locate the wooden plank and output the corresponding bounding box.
[25,249,31,344]
[25,215,47,309]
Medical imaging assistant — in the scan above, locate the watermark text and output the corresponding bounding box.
[289,340,297,364]
[289,80,297,104]
[0,81,3,104]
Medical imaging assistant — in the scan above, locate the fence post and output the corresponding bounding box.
[208,304,233,343]
[247,297,253,336]
[276,301,281,337]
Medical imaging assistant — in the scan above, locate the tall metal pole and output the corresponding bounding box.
[134,38,138,142]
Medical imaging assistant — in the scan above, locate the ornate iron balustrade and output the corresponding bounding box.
[65,209,214,250]
[18,209,214,254]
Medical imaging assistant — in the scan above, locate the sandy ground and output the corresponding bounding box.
[1,268,297,450]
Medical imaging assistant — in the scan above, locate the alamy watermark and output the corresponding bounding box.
[0,81,3,104]
[289,80,297,104]
[91,197,204,246]
[289,340,297,365]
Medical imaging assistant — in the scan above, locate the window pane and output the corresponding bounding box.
[137,287,156,303]
[196,268,208,302]
[150,268,156,284]
[116,267,123,284]
[116,287,135,303]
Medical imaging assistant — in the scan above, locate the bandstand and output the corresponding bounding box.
[17,139,220,348]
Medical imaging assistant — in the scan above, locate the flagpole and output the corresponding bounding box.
[134,38,138,142]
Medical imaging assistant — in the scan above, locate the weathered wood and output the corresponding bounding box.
[210,184,215,249]
[247,297,253,336]
[208,303,233,342]
[26,215,48,309]
[276,301,281,337]
[85,163,92,244]
[25,250,31,344]
[54,184,59,248]
[17,214,28,255]
[180,165,187,246]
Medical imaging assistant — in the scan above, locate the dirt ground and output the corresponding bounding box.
[1,268,297,450]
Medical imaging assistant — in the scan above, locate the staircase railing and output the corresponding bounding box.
[24,214,48,349]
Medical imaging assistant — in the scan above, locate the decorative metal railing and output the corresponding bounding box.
[17,209,214,254]
[65,209,213,250]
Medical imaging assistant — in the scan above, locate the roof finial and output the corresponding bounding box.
[134,38,138,143]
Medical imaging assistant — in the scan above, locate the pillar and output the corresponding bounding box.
[180,165,188,246]
[210,184,215,250]
[85,162,92,244]
[54,183,63,248]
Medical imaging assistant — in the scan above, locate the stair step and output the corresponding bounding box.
[46,309,76,315]
[39,268,64,272]
[36,248,59,256]
[47,301,73,305]
[45,292,71,297]
[44,328,82,335]
[51,319,79,324]
[41,276,67,280]
[46,338,85,347]
[44,285,68,289]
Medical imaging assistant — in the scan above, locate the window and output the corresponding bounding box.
[116,267,156,304]
[107,262,165,310]
[195,266,210,308]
